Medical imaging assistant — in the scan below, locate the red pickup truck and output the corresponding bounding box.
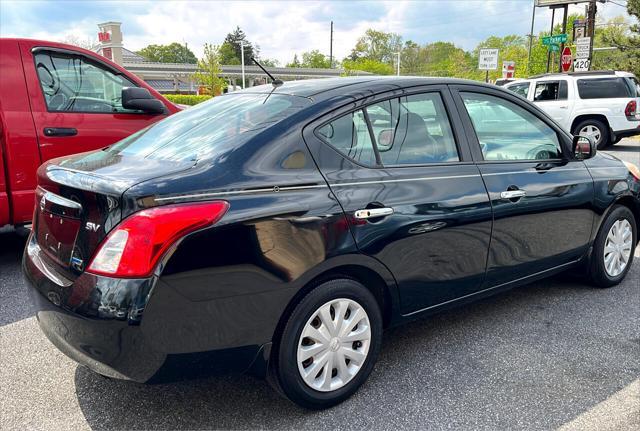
[0,38,180,228]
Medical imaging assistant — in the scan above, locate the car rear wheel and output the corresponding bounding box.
[273,279,382,409]
[574,119,610,150]
[588,205,637,288]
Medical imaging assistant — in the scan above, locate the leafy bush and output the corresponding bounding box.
[164,94,213,106]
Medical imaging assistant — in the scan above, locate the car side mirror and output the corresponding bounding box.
[122,87,166,114]
[572,134,597,160]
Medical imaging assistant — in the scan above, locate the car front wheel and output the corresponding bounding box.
[273,279,382,409]
[574,119,610,150]
[588,205,637,288]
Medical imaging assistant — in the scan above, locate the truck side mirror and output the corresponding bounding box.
[122,87,166,115]
[572,134,597,160]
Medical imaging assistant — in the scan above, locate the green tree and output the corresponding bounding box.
[348,29,403,64]
[343,58,394,75]
[600,0,640,76]
[223,26,256,63]
[286,54,301,68]
[193,43,227,95]
[260,58,280,67]
[136,42,197,63]
[297,50,331,68]
[219,41,240,65]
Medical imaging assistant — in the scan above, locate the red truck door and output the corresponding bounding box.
[19,40,174,163]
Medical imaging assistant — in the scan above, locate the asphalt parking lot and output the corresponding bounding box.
[1,138,638,431]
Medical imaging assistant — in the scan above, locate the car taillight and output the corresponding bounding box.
[87,201,229,278]
[625,100,637,117]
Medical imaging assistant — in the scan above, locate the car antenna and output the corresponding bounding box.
[251,57,283,87]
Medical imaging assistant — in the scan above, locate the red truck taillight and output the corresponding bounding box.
[625,100,637,117]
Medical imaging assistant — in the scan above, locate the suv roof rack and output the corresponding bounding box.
[527,70,616,79]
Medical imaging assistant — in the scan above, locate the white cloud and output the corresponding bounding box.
[0,0,634,65]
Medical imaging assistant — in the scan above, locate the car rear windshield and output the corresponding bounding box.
[577,78,634,99]
[108,93,310,161]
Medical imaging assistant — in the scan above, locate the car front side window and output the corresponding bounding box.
[34,51,143,113]
[462,92,562,161]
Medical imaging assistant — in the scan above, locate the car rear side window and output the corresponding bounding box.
[317,92,459,167]
[462,92,562,161]
[34,51,142,113]
[577,78,633,99]
[316,110,378,167]
[534,81,568,101]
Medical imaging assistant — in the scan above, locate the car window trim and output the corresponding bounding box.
[361,108,383,166]
[448,84,574,163]
[31,47,161,116]
[311,86,470,169]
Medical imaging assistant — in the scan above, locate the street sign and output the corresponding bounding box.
[548,44,560,52]
[573,58,591,72]
[575,37,591,59]
[542,34,568,45]
[561,47,572,72]
[478,49,499,71]
[502,61,515,79]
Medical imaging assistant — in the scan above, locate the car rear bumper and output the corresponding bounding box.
[22,235,265,382]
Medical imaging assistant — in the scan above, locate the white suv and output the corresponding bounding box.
[505,71,640,148]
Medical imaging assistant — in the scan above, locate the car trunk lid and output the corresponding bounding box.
[34,150,195,279]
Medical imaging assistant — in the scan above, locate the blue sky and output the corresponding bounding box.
[0,0,632,64]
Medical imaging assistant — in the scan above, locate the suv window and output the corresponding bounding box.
[462,92,562,161]
[577,78,633,99]
[507,82,530,98]
[317,92,459,167]
[34,51,143,113]
[534,81,568,101]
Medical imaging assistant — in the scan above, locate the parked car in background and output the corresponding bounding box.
[505,71,640,149]
[23,77,639,409]
[0,38,180,228]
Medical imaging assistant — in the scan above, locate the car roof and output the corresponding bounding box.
[235,76,494,102]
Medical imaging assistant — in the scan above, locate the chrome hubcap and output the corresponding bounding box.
[603,219,633,277]
[297,298,371,392]
[579,125,602,144]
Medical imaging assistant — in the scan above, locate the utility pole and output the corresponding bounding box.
[396,52,401,76]
[329,21,333,68]
[586,0,597,62]
[527,0,536,75]
[546,7,555,73]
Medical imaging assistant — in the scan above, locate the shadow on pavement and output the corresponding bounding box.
[0,231,33,326]
[72,266,640,430]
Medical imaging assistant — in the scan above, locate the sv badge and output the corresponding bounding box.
[85,222,101,232]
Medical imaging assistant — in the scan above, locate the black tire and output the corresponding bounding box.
[273,279,382,409]
[573,118,610,150]
[588,205,637,288]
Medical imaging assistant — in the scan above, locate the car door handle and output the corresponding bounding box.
[44,127,77,137]
[559,106,568,109]
[354,207,394,219]
[500,190,526,200]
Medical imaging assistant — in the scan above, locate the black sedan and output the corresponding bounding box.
[23,77,640,409]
